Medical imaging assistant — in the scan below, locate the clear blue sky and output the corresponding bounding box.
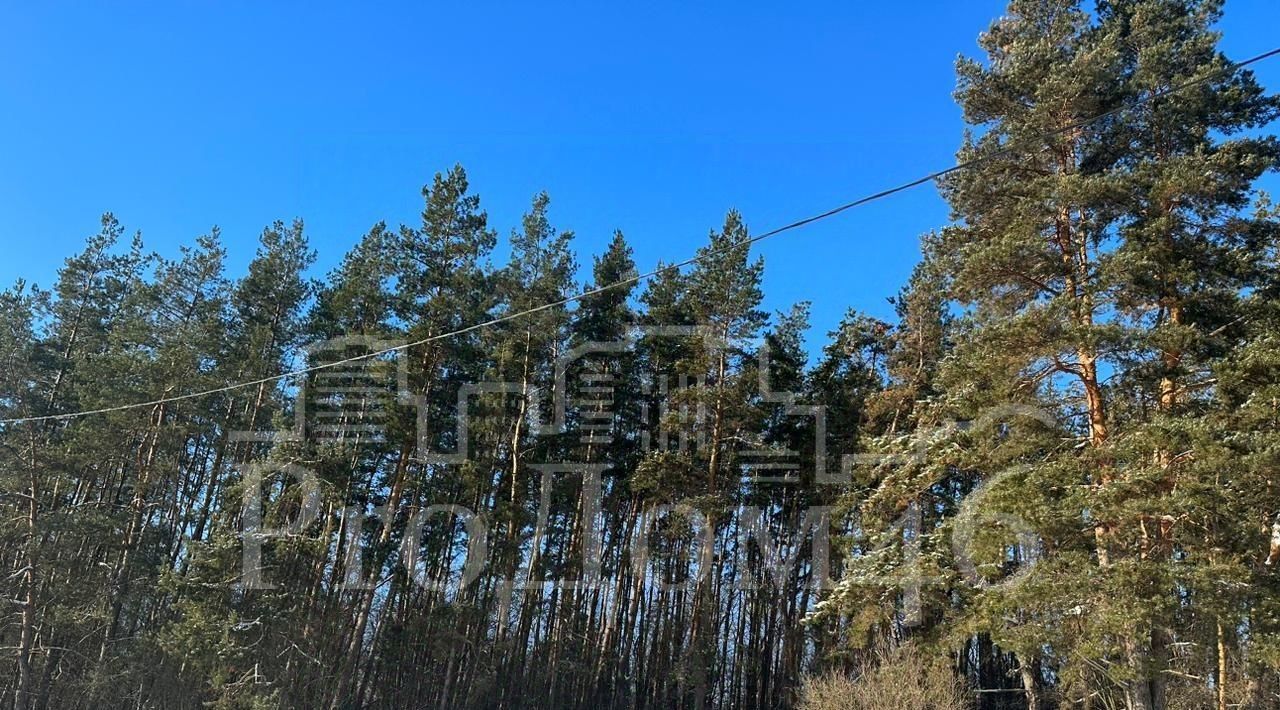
[2,1,1277,351]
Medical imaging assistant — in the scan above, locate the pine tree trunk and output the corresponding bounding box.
[1125,636,1156,710]
[1020,655,1041,710]
[1217,620,1229,710]
[15,460,39,710]
[102,399,167,659]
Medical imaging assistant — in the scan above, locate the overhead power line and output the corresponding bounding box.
[4,46,1279,426]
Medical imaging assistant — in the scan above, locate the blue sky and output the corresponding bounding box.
[2,1,1277,350]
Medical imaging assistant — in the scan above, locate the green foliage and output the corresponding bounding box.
[1,3,1277,710]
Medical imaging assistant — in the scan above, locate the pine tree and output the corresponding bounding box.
[1094,5,1280,702]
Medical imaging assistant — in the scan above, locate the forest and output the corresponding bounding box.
[3,1,1280,708]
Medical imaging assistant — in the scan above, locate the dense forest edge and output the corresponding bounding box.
[4,1,1280,708]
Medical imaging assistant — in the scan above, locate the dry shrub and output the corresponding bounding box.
[798,643,973,710]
